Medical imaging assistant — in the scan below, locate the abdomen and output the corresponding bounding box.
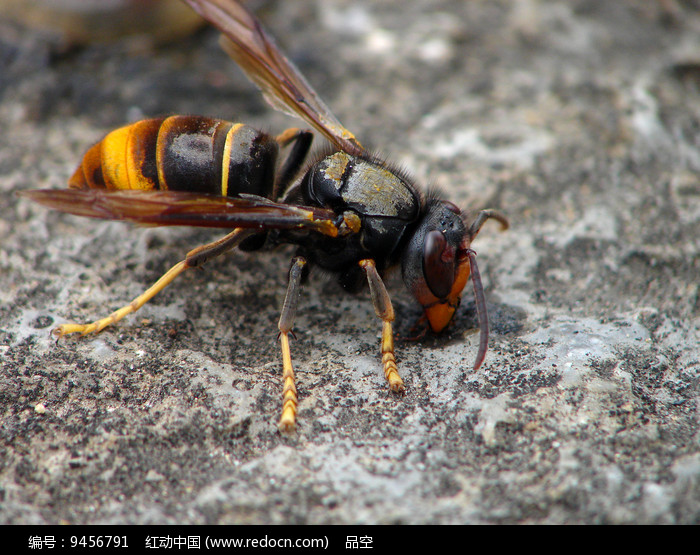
[68,115,279,198]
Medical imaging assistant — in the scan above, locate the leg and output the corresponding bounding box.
[359,259,405,394]
[273,128,313,200]
[54,228,255,337]
[277,256,307,432]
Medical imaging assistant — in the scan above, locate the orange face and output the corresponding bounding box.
[420,254,471,332]
[401,200,473,335]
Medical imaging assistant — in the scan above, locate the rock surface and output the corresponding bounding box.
[1,0,698,524]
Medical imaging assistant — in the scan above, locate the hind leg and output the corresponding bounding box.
[54,228,255,337]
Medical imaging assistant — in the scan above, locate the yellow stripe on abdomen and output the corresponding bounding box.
[100,125,132,189]
[220,123,245,198]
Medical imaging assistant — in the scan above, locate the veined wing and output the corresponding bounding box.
[20,189,342,237]
[182,0,366,156]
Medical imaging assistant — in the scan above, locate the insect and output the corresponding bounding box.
[21,0,508,432]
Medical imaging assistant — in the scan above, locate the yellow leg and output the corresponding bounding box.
[381,320,404,393]
[54,228,254,338]
[276,256,306,433]
[55,260,188,337]
[278,331,298,433]
[359,259,405,394]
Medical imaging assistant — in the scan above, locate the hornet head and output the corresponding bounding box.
[401,199,507,369]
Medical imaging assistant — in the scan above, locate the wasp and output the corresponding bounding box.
[21,0,508,432]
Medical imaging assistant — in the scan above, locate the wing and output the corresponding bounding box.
[20,189,342,237]
[181,0,367,157]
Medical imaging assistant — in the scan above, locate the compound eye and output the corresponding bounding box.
[423,229,456,299]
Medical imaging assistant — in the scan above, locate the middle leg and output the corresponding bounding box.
[277,255,307,432]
